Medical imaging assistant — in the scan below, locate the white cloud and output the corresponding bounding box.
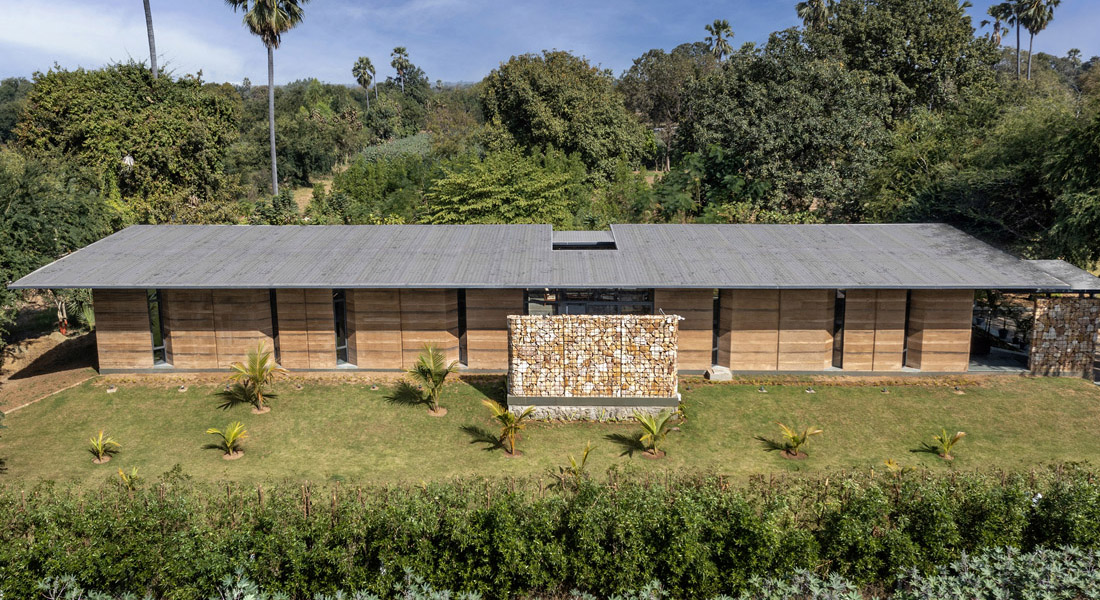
[0,0,246,82]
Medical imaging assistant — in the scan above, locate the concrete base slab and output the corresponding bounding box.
[506,393,681,421]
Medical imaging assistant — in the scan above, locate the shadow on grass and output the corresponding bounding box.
[910,443,949,458]
[754,436,787,453]
[385,380,429,408]
[461,425,504,452]
[459,375,507,403]
[215,383,273,411]
[604,432,646,458]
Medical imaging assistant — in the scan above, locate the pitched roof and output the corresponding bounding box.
[8,223,1077,290]
[1026,260,1100,291]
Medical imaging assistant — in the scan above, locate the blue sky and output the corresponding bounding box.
[2,0,1097,86]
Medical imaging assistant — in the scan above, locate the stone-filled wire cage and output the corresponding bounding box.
[507,314,680,420]
[1030,296,1100,378]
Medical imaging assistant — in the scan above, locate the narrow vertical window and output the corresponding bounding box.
[333,289,349,364]
[147,289,168,365]
[269,289,281,365]
[832,290,846,369]
[711,289,720,366]
[457,289,468,366]
[902,290,913,367]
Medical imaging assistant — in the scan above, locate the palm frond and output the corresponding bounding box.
[482,400,533,454]
[205,422,248,455]
[407,344,457,411]
[88,431,121,459]
[633,409,672,453]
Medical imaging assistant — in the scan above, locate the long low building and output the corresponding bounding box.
[9,223,1100,375]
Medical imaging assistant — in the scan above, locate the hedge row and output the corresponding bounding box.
[2,465,1100,599]
[13,546,1100,599]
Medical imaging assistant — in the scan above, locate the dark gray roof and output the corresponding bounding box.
[1026,260,1100,291]
[8,223,1073,290]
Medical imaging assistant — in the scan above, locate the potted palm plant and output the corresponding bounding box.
[915,429,966,461]
[634,410,674,459]
[88,431,121,464]
[408,344,459,416]
[483,400,535,456]
[756,422,823,459]
[227,342,287,414]
[205,422,248,460]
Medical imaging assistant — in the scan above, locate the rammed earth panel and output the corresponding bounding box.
[905,290,975,372]
[94,289,155,370]
[654,289,713,372]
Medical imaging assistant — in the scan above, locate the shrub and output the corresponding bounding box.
[893,546,1100,600]
[1,467,1100,599]
[360,133,433,162]
[13,547,1100,599]
[553,442,595,491]
[116,467,141,492]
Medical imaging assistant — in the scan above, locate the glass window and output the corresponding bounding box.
[523,289,654,316]
[832,290,845,369]
[333,289,349,365]
[712,290,720,366]
[147,289,168,366]
[457,290,468,365]
[269,290,281,365]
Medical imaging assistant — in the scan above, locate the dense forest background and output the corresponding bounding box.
[1,0,1098,355]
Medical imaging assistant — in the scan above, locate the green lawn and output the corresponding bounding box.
[2,375,1099,487]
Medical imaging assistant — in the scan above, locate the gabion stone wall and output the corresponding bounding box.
[508,315,679,399]
[1030,297,1099,377]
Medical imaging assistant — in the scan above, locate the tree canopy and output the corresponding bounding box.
[679,30,891,219]
[481,51,649,178]
[14,64,242,223]
[425,149,583,226]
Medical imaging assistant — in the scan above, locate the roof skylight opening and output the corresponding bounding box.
[552,241,617,250]
[551,229,617,250]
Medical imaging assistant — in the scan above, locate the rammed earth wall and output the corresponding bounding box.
[507,315,680,419]
[1030,296,1100,378]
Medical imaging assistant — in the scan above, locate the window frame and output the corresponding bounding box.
[147,289,168,366]
[333,289,350,365]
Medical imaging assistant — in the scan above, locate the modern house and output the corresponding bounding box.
[9,223,1099,375]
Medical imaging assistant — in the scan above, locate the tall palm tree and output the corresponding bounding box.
[227,341,287,413]
[796,0,831,31]
[352,56,375,110]
[1001,1,1026,80]
[225,0,310,196]
[981,3,1010,47]
[704,19,733,63]
[1022,0,1061,81]
[1067,48,1082,71]
[143,0,158,79]
[390,47,410,93]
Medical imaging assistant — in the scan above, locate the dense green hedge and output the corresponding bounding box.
[2,466,1100,599]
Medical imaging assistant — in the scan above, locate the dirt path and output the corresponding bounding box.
[1,332,98,413]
